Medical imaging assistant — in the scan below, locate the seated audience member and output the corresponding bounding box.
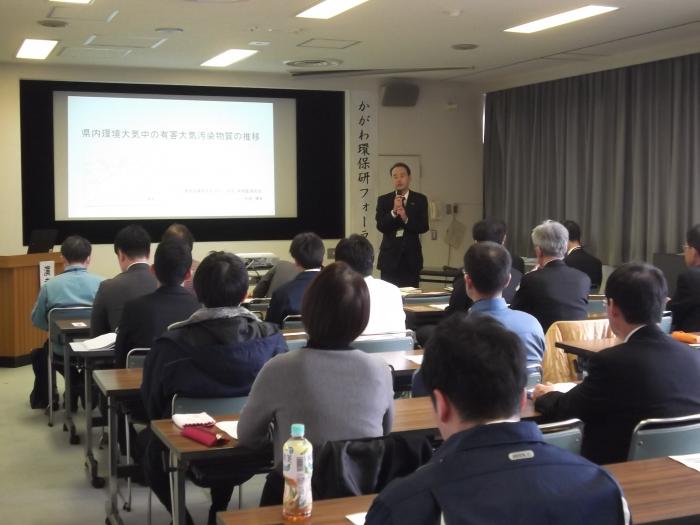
[563,220,603,291]
[668,224,700,331]
[91,224,158,336]
[335,234,406,334]
[141,251,287,525]
[447,219,523,313]
[114,239,200,368]
[29,235,104,408]
[266,232,324,326]
[237,262,394,505]
[31,235,104,332]
[510,220,590,332]
[251,260,300,298]
[366,315,629,525]
[413,242,544,396]
[534,262,700,465]
[162,222,199,292]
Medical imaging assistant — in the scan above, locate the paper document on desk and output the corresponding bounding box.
[71,332,117,352]
[552,382,578,393]
[346,513,367,525]
[670,453,700,472]
[215,421,239,440]
[429,303,449,310]
[405,355,423,365]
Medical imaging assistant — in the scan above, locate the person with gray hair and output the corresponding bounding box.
[510,220,590,331]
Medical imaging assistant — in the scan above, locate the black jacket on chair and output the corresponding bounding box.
[510,259,590,332]
[535,325,700,464]
[265,270,320,326]
[668,267,700,332]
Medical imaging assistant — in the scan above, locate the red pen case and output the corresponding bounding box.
[181,425,229,447]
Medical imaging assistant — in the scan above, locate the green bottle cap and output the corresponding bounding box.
[291,423,305,437]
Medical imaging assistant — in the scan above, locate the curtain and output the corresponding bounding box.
[484,52,700,265]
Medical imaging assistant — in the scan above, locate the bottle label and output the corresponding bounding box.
[283,443,313,515]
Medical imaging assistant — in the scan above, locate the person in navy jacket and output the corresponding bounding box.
[367,314,629,525]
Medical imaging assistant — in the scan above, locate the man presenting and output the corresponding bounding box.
[376,162,429,288]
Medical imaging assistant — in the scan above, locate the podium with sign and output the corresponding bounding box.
[0,253,64,367]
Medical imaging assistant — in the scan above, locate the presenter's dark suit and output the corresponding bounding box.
[91,263,159,337]
[266,269,320,326]
[668,267,700,332]
[376,191,429,288]
[114,285,200,368]
[535,325,700,464]
[510,259,590,332]
[565,246,603,291]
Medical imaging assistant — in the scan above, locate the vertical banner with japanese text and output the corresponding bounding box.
[349,91,379,256]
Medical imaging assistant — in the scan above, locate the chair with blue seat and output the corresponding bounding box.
[352,331,416,353]
[526,364,543,389]
[170,393,261,509]
[282,314,304,329]
[402,293,451,306]
[627,414,700,460]
[538,419,584,455]
[46,306,92,427]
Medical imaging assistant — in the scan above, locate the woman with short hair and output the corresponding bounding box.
[237,261,395,504]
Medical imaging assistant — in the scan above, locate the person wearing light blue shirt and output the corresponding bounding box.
[412,241,544,396]
[31,235,104,331]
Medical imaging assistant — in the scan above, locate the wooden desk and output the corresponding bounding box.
[94,368,144,525]
[218,457,700,525]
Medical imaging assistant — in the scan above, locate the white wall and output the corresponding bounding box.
[0,63,483,278]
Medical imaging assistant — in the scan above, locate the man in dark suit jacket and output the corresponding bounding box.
[534,262,700,465]
[266,232,324,326]
[563,220,603,291]
[90,224,158,336]
[375,162,429,288]
[668,224,700,331]
[114,239,200,367]
[447,219,522,313]
[511,220,590,332]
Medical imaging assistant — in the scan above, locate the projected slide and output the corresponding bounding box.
[62,95,280,219]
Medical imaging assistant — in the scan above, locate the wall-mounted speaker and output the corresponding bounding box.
[381,82,420,107]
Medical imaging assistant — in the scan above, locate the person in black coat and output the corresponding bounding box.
[510,220,590,332]
[534,262,700,465]
[266,232,324,326]
[90,224,158,336]
[114,239,200,368]
[563,220,603,291]
[668,224,700,332]
[446,219,522,313]
[375,162,429,288]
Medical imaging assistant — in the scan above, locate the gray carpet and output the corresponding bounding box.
[0,365,265,525]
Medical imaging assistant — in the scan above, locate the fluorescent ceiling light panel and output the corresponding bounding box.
[49,0,94,4]
[201,48,258,67]
[16,38,59,60]
[297,0,369,20]
[505,5,618,33]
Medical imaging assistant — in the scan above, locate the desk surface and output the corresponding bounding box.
[403,304,447,314]
[556,338,620,356]
[94,368,142,396]
[217,457,700,525]
[151,396,538,461]
[54,318,91,334]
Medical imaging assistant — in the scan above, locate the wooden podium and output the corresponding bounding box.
[0,253,64,367]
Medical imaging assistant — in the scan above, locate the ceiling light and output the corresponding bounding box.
[201,49,258,67]
[49,0,94,4]
[297,0,370,20]
[16,38,58,60]
[504,5,618,34]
